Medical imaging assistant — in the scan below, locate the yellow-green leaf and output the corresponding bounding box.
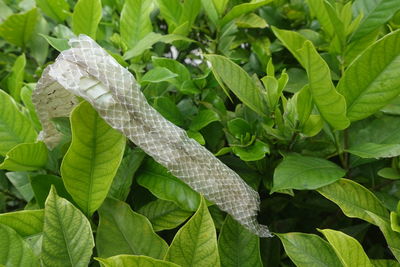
[72,0,102,39]
[61,101,125,216]
[165,196,220,267]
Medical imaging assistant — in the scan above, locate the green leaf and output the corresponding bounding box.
[72,0,102,39]
[0,209,43,237]
[232,140,270,162]
[108,148,146,201]
[220,0,273,27]
[317,179,389,224]
[201,0,219,26]
[352,0,400,41]
[272,154,345,192]
[120,0,153,49]
[296,85,313,127]
[236,13,268,28]
[7,54,26,102]
[0,8,38,47]
[0,142,47,171]
[297,41,349,130]
[218,215,262,267]
[5,172,34,201]
[346,143,400,159]
[177,0,201,36]
[0,89,37,156]
[371,259,400,267]
[205,54,267,116]
[96,255,180,267]
[319,229,373,267]
[61,101,126,216]
[20,85,41,131]
[227,118,252,139]
[0,1,12,22]
[152,97,185,127]
[96,198,168,259]
[156,0,182,32]
[165,196,220,267]
[152,57,191,88]
[139,199,193,231]
[30,174,72,208]
[272,27,309,64]
[367,212,400,262]
[40,34,70,52]
[123,32,192,60]
[137,158,200,211]
[35,0,69,22]
[378,168,400,180]
[337,30,400,122]
[41,187,94,267]
[277,232,342,267]
[0,224,39,267]
[189,109,220,132]
[141,67,178,84]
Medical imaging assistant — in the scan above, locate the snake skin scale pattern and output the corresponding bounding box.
[32,35,271,237]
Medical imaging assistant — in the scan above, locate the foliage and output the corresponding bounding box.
[1,0,400,266]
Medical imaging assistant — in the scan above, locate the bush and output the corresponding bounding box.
[1,0,400,266]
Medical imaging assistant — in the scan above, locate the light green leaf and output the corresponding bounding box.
[346,143,400,159]
[29,14,50,65]
[352,0,400,41]
[220,0,273,27]
[137,158,200,211]
[139,199,193,232]
[141,67,178,84]
[272,27,308,64]
[72,0,102,39]
[189,109,220,132]
[232,140,270,162]
[0,1,12,22]
[218,215,262,267]
[317,179,389,224]
[61,101,126,216]
[236,13,268,28]
[5,172,34,201]
[123,32,192,59]
[156,0,182,32]
[319,229,373,267]
[272,154,344,192]
[96,255,180,267]
[152,57,191,87]
[205,54,267,116]
[20,85,41,131]
[277,232,342,267]
[0,209,43,237]
[41,187,94,267]
[0,8,37,47]
[40,34,70,52]
[108,148,145,201]
[7,54,26,102]
[0,90,38,157]
[96,198,168,259]
[367,212,400,262]
[120,0,153,49]
[152,97,185,127]
[0,224,39,267]
[165,196,220,267]
[337,30,400,122]
[378,168,400,180]
[213,0,228,15]
[201,0,219,26]
[35,0,69,22]
[0,142,47,171]
[298,41,349,130]
[176,0,201,36]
